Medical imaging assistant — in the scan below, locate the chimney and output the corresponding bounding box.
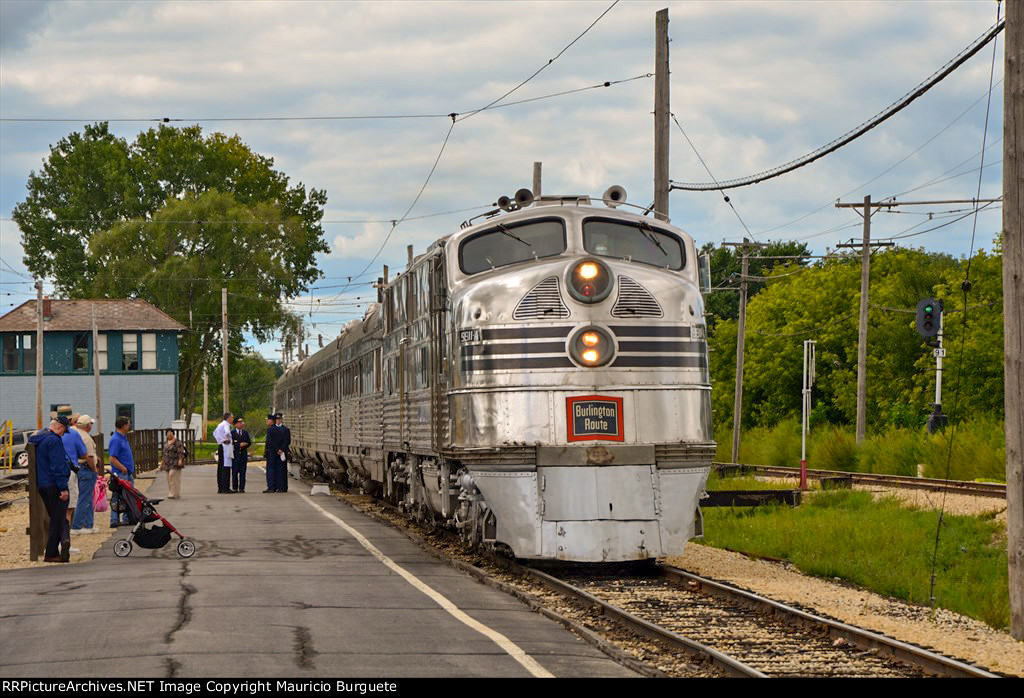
[42,297,53,319]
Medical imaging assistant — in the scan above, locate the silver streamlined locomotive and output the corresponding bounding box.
[275,187,714,562]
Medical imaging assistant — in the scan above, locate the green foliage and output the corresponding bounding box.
[708,246,1003,433]
[13,123,329,415]
[701,239,811,334]
[809,425,858,471]
[920,417,1007,482]
[701,490,1010,629]
[728,419,1005,482]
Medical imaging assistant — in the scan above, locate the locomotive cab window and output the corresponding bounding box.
[583,218,685,270]
[459,219,566,275]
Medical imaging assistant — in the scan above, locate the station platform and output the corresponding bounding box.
[0,464,638,678]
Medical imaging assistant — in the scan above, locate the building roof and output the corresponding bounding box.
[0,299,186,333]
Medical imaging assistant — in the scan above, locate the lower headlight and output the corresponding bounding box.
[570,326,614,367]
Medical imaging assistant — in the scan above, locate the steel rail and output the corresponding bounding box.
[516,564,766,678]
[714,462,1007,498]
[660,566,1002,678]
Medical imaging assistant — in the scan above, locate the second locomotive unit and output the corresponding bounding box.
[276,187,714,562]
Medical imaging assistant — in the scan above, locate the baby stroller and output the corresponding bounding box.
[109,475,195,558]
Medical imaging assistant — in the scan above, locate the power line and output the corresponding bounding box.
[455,0,620,123]
[669,18,1005,192]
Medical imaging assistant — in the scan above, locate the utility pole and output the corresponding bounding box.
[533,162,542,198]
[1002,0,1022,642]
[202,369,209,441]
[92,303,102,436]
[835,196,894,442]
[35,280,43,430]
[722,239,766,462]
[221,287,229,413]
[836,197,997,440]
[654,8,670,222]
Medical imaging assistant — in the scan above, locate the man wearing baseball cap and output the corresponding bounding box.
[29,417,74,562]
[70,415,99,533]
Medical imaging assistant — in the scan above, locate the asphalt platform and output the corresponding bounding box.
[0,464,638,678]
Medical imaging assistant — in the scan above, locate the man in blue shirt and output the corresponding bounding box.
[108,416,135,527]
[29,416,73,562]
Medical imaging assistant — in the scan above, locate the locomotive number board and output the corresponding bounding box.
[566,395,624,442]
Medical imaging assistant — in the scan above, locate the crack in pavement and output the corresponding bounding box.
[164,657,182,678]
[164,561,195,645]
[293,626,318,670]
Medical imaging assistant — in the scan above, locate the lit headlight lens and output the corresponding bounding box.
[567,259,613,303]
[570,326,614,367]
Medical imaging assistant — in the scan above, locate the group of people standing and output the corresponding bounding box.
[212,411,290,494]
[29,413,132,563]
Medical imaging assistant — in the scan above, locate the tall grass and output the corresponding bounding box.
[719,418,1007,483]
[701,490,1010,629]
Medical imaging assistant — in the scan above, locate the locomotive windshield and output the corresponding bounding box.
[459,219,566,275]
[583,219,685,270]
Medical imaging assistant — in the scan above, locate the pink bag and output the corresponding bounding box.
[94,477,109,513]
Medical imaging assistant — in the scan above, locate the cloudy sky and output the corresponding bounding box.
[0,0,1007,354]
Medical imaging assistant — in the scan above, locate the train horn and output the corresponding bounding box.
[514,188,535,208]
[497,195,514,212]
[602,185,627,208]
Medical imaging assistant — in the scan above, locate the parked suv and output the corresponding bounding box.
[2,429,35,469]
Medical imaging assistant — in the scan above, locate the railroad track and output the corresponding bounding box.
[519,564,1002,678]
[715,462,1007,499]
[322,474,1003,678]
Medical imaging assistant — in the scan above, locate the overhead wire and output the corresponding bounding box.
[455,0,620,123]
[669,18,1005,192]
[927,0,1002,615]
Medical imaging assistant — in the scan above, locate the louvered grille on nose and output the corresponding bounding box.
[513,277,570,320]
[612,276,663,318]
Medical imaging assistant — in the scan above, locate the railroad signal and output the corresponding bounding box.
[916,298,942,340]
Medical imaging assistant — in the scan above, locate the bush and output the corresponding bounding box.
[857,427,925,476]
[921,418,1006,481]
[809,426,858,471]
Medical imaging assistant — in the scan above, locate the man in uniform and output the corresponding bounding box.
[275,413,290,493]
[213,411,234,494]
[231,417,251,493]
[264,414,285,493]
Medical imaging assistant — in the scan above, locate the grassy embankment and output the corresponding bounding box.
[700,488,1010,630]
[717,417,1006,482]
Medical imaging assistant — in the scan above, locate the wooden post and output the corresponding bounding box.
[654,8,670,222]
[35,280,43,430]
[92,303,102,436]
[855,195,871,443]
[533,162,542,197]
[731,242,749,463]
[1003,0,1022,642]
[221,287,229,413]
[202,369,208,441]
[27,443,44,561]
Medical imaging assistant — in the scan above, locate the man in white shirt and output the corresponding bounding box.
[213,412,234,494]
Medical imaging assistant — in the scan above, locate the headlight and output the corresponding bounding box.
[566,258,613,303]
[569,326,614,367]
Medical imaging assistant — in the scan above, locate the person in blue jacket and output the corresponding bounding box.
[29,416,74,562]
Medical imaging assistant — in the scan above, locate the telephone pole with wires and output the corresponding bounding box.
[1002,0,1022,642]
[722,239,767,463]
[654,8,670,222]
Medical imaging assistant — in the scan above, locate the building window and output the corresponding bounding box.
[116,404,134,426]
[73,333,90,371]
[97,334,107,371]
[122,334,138,371]
[2,334,34,373]
[141,333,157,370]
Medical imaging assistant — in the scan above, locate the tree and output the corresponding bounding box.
[701,239,812,335]
[707,247,1001,434]
[13,123,329,414]
[14,122,328,295]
